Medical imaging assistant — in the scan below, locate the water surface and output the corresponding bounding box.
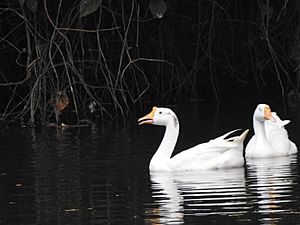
[0,101,300,224]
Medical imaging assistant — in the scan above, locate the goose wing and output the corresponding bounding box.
[265,112,297,155]
[169,129,248,170]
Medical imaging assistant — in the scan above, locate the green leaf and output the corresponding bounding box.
[26,0,38,13]
[80,0,100,18]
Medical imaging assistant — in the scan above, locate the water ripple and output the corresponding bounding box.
[145,155,299,224]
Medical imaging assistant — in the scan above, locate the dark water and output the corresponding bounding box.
[0,100,300,225]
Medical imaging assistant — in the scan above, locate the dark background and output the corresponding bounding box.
[0,0,299,124]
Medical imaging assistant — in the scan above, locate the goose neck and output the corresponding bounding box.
[253,117,267,141]
[150,122,179,169]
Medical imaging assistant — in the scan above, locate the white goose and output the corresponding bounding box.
[245,104,297,158]
[138,107,249,171]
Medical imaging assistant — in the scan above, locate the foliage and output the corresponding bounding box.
[149,0,167,18]
[80,0,100,17]
[0,0,298,125]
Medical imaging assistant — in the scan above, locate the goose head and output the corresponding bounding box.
[254,104,273,122]
[138,107,178,127]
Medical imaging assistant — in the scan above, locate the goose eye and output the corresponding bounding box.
[158,111,162,114]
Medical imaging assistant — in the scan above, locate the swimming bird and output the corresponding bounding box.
[245,104,297,158]
[138,107,249,171]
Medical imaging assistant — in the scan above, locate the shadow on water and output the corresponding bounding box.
[0,100,300,225]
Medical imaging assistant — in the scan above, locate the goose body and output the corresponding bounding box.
[245,104,297,158]
[138,107,249,171]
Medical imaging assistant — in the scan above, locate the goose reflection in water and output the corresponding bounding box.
[146,172,184,224]
[145,168,247,224]
[246,155,298,225]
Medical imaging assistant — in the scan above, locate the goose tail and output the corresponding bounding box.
[222,129,249,144]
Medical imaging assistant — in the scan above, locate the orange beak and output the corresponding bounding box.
[264,105,273,120]
[138,107,157,125]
